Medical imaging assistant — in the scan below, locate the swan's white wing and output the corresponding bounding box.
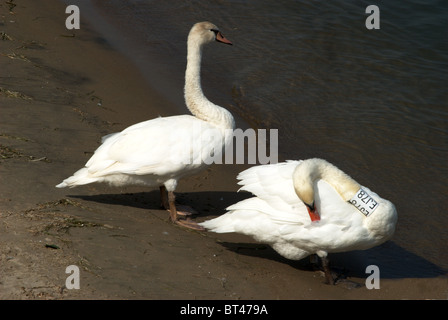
[204,162,362,234]
[234,161,308,220]
[85,115,224,178]
[202,161,312,232]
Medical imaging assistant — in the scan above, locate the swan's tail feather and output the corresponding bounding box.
[56,168,99,188]
[199,215,238,233]
[199,209,262,234]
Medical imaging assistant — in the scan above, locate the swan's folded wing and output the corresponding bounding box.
[85,116,222,177]
[211,161,309,226]
[227,196,308,225]
[236,161,303,213]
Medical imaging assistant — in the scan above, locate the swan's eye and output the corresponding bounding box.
[210,29,219,35]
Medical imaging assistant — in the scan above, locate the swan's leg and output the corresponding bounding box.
[160,186,169,209]
[321,256,335,285]
[167,191,178,222]
[160,186,197,216]
[167,191,204,231]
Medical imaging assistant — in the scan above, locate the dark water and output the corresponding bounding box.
[70,0,448,277]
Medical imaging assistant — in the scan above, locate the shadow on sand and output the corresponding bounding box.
[70,190,251,216]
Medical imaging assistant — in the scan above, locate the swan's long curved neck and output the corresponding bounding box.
[293,158,361,205]
[184,41,234,130]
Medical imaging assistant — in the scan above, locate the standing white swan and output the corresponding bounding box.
[56,22,234,230]
[200,159,397,284]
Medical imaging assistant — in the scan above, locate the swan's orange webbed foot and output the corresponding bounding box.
[174,205,199,217]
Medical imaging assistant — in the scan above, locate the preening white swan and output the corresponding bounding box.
[200,159,397,284]
[56,22,234,230]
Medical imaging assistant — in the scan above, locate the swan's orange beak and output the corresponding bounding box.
[216,32,232,45]
[306,204,321,222]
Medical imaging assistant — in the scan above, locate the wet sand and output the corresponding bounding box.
[0,0,446,300]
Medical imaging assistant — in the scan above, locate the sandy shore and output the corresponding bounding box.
[0,0,446,301]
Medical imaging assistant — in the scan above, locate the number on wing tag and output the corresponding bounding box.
[348,188,379,217]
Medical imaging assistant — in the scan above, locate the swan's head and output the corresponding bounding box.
[188,21,232,47]
[292,158,361,222]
